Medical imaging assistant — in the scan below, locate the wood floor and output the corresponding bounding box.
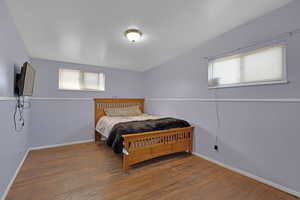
[6,142,298,200]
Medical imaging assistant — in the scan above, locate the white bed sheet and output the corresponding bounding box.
[95,114,163,138]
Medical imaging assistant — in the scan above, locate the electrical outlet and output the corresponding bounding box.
[214,145,219,152]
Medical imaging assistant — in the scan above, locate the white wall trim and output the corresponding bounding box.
[147,98,300,103]
[192,152,300,198]
[1,139,94,200]
[1,149,30,200]
[4,97,300,103]
[28,139,94,151]
[30,97,93,102]
[0,97,94,102]
[0,97,15,101]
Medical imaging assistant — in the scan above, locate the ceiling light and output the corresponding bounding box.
[124,29,142,42]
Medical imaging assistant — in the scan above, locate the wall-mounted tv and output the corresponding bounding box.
[15,62,36,96]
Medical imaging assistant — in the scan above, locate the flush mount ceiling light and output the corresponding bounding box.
[124,29,142,43]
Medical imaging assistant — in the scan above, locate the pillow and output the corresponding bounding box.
[104,105,142,116]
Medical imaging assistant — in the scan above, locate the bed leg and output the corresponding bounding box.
[188,132,193,155]
[123,155,129,172]
[187,143,192,155]
[122,137,130,172]
[187,147,192,155]
[95,132,101,143]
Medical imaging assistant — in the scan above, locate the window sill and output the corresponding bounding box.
[208,80,289,89]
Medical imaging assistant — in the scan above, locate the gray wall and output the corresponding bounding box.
[28,58,144,147]
[144,1,300,195]
[0,0,30,198]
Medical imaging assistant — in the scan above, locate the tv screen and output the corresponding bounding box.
[16,62,36,96]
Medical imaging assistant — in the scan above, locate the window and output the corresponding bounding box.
[59,68,105,91]
[208,45,286,88]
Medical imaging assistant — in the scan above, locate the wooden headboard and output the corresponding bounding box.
[94,98,145,125]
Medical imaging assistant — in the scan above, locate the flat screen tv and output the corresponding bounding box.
[15,62,36,96]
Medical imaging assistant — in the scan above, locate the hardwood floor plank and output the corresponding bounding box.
[6,142,299,200]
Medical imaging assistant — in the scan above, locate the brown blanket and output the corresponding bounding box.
[106,117,190,154]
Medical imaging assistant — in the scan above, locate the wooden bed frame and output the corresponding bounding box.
[94,98,193,172]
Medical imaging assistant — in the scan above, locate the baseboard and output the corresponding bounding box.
[1,149,30,200]
[28,139,94,151]
[192,152,300,198]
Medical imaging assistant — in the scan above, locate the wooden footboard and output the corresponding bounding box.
[122,126,193,172]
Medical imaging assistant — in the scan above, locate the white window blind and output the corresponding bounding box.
[82,72,105,91]
[59,69,81,90]
[208,45,286,88]
[59,68,105,91]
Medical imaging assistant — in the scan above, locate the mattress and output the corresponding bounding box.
[95,114,163,138]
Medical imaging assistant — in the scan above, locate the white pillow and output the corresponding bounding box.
[104,105,142,116]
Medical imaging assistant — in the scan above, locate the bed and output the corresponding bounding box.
[94,98,193,172]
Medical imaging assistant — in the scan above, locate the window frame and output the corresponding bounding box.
[208,44,288,89]
[58,68,105,92]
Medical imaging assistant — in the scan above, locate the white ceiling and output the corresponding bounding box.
[6,0,293,71]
